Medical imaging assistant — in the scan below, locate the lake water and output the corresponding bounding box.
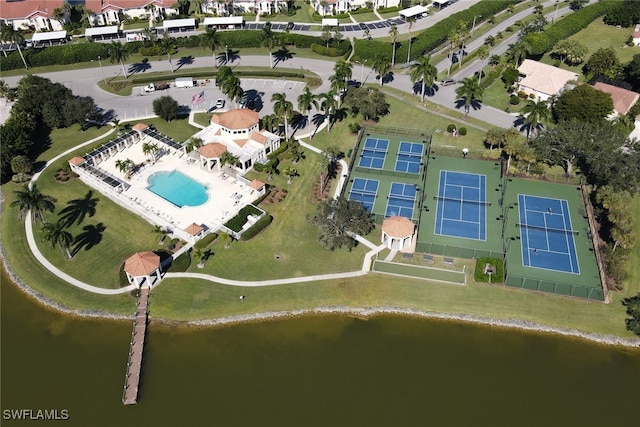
[2,267,640,426]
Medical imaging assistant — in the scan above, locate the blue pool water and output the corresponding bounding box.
[147,170,208,207]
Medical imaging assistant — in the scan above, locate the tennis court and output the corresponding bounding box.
[348,177,379,211]
[434,171,487,240]
[385,182,417,219]
[358,137,389,169]
[517,194,580,274]
[394,141,423,174]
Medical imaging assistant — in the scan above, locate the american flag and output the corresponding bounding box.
[192,90,205,106]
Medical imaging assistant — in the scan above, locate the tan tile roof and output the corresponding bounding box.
[593,82,639,115]
[518,60,578,97]
[68,156,86,166]
[133,123,149,131]
[211,109,259,130]
[234,138,248,148]
[124,251,160,276]
[0,0,62,19]
[198,142,226,158]
[101,0,166,11]
[249,131,268,145]
[382,216,414,238]
[249,179,265,190]
[184,223,204,236]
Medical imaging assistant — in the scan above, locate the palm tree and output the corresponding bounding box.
[41,221,73,259]
[333,60,353,87]
[456,22,469,71]
[406,16,416,62]
[111,117,121,135]
[389,25,399,67]
[193,248,206,268]
[152,225,167,244]
[363,28,371,40]
[410,56,437,103]
[219,232,232,249]
[220,150,239,170]
[477,45,490,83]
[505,41,531,66]
[455,77,484,118]
[319,90,338,132]
[503,133,524,173]
[0,25,28,69]
[11,183,57,223]
[519,99,550,139]
[282,166,297,184]
[297,87,318,138]
[372,57,391,87]
[221,75,243,107]
[447,29,460,75]
[142,27,157,47]
[160,36,177,73]
[272,92,294,140]
[142,142,160,162]
[107,41,130,78]
[115,159,134,176]
[201,28,222,67]
[261,22,278,69]
[185,136,203,154]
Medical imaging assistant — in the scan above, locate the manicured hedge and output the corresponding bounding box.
[194,232,218,250]
[474,257,504,283]
[240,214,273,240]
[353,0,523,64]
[224,205,263,232]
[1,42,110,71]
[166,251,191,272]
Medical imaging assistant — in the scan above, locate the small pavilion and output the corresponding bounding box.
[198,142,227,170]
[124,251,162,288]
[184,223,205,242]
[381,216,415,251]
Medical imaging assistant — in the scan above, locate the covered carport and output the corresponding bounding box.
[203,16,244,30]
[85,26,120,41]
[163,18,196,33]
[399,5,429,19]
[31,31,68,47]
[322,18,338,28]
[432,0,450,9]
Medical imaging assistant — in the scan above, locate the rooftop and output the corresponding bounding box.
[518,59,579,97]
[593,82,639,115]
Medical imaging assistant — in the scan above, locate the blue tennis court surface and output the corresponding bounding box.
[395,141,423,174]
[358,138,389,169]
[348,177,379,211]
[434,171,487,240]
[518,194,580,274]
[385,182,417,219]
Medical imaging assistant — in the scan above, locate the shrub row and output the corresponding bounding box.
[0,42,110,71]
[474,257,504,283]
[353,0,523,64]
[350,8,373,15]
[224,204,263,232]
[194,232,218,250]
[376,6,401,14]
[240,214,273,241]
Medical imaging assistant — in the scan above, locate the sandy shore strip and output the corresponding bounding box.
[2,243,639,348]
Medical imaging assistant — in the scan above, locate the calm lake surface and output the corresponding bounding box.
[2,268,640,427]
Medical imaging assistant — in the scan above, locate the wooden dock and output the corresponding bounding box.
[122,287,150,405]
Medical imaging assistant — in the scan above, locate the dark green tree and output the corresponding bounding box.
[152,95,179,122]
[584,47,621,79]
[343,87,390,122]
[624,54,640,90]
[308,196,375,251]
[10,183,57,223]
[553,85,613,124]
[41,220,74,259]
[621,294,640,336]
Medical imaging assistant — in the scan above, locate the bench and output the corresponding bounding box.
[402,253,413,260]
[443,257,454,265]
[422,254,434,263]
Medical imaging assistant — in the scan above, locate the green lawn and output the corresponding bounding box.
[125,116,199,142]
[351,12,378,23]
[123,21,150,31]
[481,76,526,114]
[41,125,115,163]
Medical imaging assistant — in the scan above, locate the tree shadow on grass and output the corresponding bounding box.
[58,190,99,228]
[72,222,106,256]
[273,47,294,67]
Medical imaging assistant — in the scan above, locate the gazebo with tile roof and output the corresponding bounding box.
[184,223,205,241]
[381,216,415,251]
[124,251,162,288]
[198,142,227,170]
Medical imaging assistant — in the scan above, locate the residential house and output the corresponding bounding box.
[86,0,178,26]
[193,109,280,173]
[233,0,286,15]
[0,0,65,32]
[202,0,233,16]
[633,24,640,47]
[312,0,400,17]
[593,82,639,117]
[517,59,579,101]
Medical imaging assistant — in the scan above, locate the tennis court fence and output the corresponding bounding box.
[353,166,423,180]
[505,274,605,301]
[415,242,503,260]
[361,125,432,140]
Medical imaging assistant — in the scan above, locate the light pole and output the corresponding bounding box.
[471,15,481,35]
[553,1,560,23]
[225,44,229,63]
[359,59,368,82]
[98,55,106,83]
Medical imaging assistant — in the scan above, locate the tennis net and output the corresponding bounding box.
[433,196,491,206]
[516,223,579,235]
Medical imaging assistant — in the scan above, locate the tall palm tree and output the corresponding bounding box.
[477,45,490,83]
[220,150,239,170]
[319,90,338,132]
[503,132,524,173]
[389,25,399,67]
[372,57,391,87]
[297,87,318,138]
[410,56,437,103]
[11,183,57,223]
[261,22,278,69]
[107,41,130,78]
[185,136,203,154]
[115,159,134,175]
[506,40,531,66]
[455,77,484,118]
[221,75,243,106]
[41,221,73,259]
[271,92,294,140]
[519,99,550,139]
[282,166,297,184]
[152,225,167,244]
[201,28,222,67]
[160,36,177,73]
[447,29,460,75]
[333,59,353,86]
[142,142,160,162]
[0,25,28,69]
[406,16,416,63]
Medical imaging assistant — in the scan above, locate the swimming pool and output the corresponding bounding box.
[147,170,209,208]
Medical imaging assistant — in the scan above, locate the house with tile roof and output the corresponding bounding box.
[0,0,65,32]
[517,59,579,102]
[593,82,639,117]
[312,0,400,16]
[85,0,177,26]
[192,108,280,173]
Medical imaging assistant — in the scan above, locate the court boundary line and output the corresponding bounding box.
[434,170,487,241]
[385,181,416,219]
